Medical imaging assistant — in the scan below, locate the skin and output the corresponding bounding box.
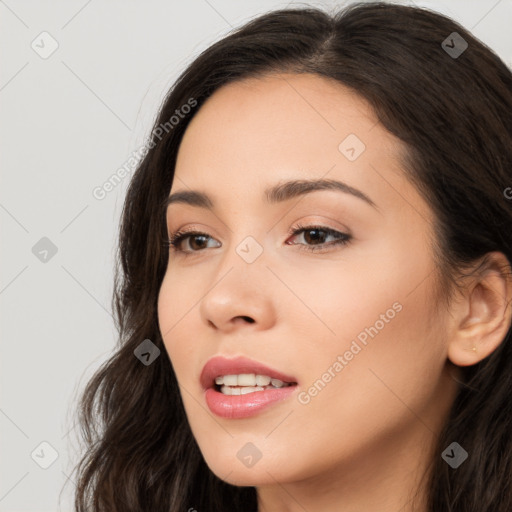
[157,73,512,512]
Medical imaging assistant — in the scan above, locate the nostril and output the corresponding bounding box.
[238,315,255,323]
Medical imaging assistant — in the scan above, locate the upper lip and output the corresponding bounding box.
[200,355,298,390]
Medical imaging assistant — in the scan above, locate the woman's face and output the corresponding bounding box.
[157,73,458,488]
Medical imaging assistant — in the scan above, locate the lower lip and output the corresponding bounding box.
[205,386,297,419]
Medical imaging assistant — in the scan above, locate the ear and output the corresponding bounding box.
[447,252,512,367]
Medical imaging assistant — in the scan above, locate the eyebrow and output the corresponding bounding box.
[165,178,377,210]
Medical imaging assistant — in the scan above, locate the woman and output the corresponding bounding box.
[72,2,512,510]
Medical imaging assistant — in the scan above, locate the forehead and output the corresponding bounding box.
[172,72,430,224]
[177,72,385,164]
[176,72,398,176]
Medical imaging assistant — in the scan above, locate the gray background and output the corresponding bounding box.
[1,0,511,510]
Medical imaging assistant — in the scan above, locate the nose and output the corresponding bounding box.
[199,258,277,334]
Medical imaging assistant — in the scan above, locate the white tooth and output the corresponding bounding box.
[271,378,285,388]
[223,375,238,386]
[256,374,271,386]
[238,373,256,386]
[220,385,242,395]
[215,376,224,385]
[240,386,265,395]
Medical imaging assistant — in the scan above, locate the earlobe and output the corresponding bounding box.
[447,252,512,367]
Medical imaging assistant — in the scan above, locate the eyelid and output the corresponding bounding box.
[167,215,350,240]
[166,221,352,255]
[286,223,351,253]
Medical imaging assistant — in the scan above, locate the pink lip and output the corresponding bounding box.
[200,356,298,419]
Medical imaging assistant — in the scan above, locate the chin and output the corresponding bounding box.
[209,464,279,487]
[198,446,286,486]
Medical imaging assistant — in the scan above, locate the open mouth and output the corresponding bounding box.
[201,357,299,418]
[213,373,297,395]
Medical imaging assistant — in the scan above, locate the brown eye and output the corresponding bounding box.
[286,224,351,253]
[167,230,221,254]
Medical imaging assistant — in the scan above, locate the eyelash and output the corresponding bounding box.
[165,223,351,255]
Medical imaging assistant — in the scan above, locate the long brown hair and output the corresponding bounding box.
[71,2,512,510]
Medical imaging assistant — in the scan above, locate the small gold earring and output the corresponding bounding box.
[465,346,477,352]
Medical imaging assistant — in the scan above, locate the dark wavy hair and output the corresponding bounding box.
[70,2,512,510]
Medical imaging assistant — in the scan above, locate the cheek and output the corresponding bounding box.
[303,243,445,414]
[302,273,444,428]
[157,270,199,378]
